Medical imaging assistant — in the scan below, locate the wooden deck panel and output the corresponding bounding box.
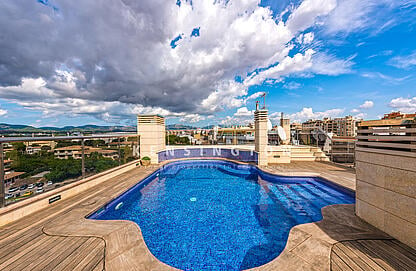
[0,168,145,271]
[331,240,416,271]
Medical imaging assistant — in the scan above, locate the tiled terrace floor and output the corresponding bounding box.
[0,160,414,271]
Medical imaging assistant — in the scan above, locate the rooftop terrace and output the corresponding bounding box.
[0,160,414,270]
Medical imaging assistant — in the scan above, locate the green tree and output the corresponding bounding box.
[12,142,26,154]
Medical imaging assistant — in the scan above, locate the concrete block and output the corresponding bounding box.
[356,199,385,232]
[384,212,416,250]
[384,189,416,224]
[356,180,385,209]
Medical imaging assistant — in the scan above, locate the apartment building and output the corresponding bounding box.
[3,159,25,184]
[54,146,119,160]
[24,141,57,150]
[301,116,358,136]
[382,111,416,119]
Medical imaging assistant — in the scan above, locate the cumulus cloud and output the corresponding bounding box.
[0,108,7,117]
[0,0,358,123]
[234,107,254,117]
[286,107,344,123]
[220,107,254,125]
[359,100,374,109]
[179,114,206,123]
[350,100,374,116]
[389,97,416,113]
[353,113,367,120]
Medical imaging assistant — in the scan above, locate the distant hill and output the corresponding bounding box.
[166,124,197,130]
[0,123,136,133]
[0,123,219,133]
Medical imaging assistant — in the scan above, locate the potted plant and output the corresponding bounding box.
[141,156,151,166]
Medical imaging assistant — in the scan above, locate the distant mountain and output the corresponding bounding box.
[0,123,218,133]
[166,124,197,130]
[0,123,43,132]
[0,123,136,133]
[201,124,222,129]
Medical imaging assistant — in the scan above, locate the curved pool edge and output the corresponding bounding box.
[246,204,392,271]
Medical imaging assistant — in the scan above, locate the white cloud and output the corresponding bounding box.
[353,113,367,120]
[296,32,315,44]
[0,108,7,117]
[245,92,264,102]
[286,0,337,33]
[310,53,354,75]
[179,114,206,123]
[389,97,416,113]
[286,107,345,123]
[283,82,301,90]
[323,0,402,35]
[244,49,315,87]
[0,0,373,123]
[361,72,411,84]
[201,80,248,112]
[351,108,360,113]
[303,32,315,44]
[0,77,57,100]
[388,51,416,69]
[359,100,374,109]
[220,106,254,125]
[234,107,254,117]
[324,0,377,34]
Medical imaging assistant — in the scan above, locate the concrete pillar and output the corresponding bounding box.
[280,116,291,145]
[255,109,268,166]
[233,130,237,145]
[137,115,166,164]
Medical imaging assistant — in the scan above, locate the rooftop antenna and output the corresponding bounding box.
[255,100,259,111]
[261,92,266,109]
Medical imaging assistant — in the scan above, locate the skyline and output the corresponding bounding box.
[0,0,416,127]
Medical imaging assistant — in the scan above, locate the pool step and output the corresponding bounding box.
[268,146,329,163]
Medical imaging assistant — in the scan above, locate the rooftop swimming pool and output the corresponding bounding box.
[89,160,355,270]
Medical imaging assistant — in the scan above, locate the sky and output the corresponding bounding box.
[0,0,416,127]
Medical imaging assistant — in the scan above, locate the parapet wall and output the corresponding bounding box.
[158,147,258,163]
[0,160,140,227]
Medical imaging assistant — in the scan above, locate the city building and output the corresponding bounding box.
[382,111,416,119]
[26,145,42,155]
[24,140,57,150]
[301,115,359,137]
[216,126,255,145]
[3,159,25,185]
[54,146,119,160]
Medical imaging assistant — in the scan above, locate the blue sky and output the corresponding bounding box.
[0,0,415,127]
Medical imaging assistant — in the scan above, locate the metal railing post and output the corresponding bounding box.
[0,143,5,207]
[81,139,85,179]
[118,137,121,166]
[138,136,140,158]
[330,140,333,162]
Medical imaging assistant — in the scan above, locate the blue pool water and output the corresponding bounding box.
[89,160,355,270]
